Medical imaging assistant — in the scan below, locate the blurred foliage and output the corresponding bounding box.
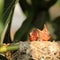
[0,0,19,44]
[0,0,4,43]
[14,0,58,42]
[52,16,60,40]
[0,0,60,44]
[0,55,8,60]
[14,12,34,42]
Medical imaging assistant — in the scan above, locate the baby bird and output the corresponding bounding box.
[29,24,51,41]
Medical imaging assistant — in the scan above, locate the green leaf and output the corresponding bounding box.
[0,0,4,44]
[0,43,19,53]
[3,0,16,24]
[14,13,34,42]
[0,0,4,19]
[0,0,19,44]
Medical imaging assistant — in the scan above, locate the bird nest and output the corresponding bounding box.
[12,41,60,60]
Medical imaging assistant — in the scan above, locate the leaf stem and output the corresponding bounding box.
[0,43,19,53]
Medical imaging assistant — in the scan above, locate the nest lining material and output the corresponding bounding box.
[12,41,60,60]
